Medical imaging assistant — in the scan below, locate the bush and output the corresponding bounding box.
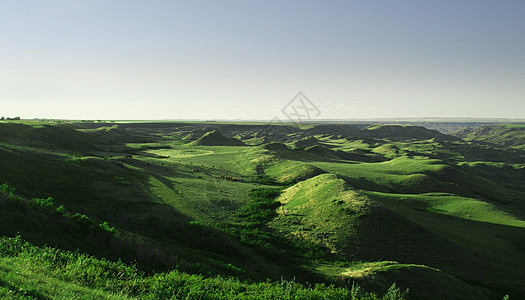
[236,188,281,223]
[382,283,409,300]
[56,205,65,214]
[0,183,15,200]
[99,221,117,234]
[216,188,329,261]
[0,235,31,256]
[70,213,96,233]
[31,197,54,210]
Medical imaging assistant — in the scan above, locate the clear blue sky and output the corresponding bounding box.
[1,1,524,120]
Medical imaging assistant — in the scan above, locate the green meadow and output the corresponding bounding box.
[1,120,523,299]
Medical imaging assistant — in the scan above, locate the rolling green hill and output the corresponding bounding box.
[0,120,522,299]
[364,124,458,141]
[293,136,320,148]
[192,130,246,146]
[455,125,525,149]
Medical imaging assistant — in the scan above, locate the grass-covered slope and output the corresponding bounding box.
[192,130,246,146]
[0,120,523,299]
[364,125,458,141]
[0,180,404,299]
[455,124,525,149]
[271,174,369,253]
[0,236,413,300]
[0,123,97,151]
[314,157,449,193]
[269,174,490,299]
[293,136,320,148]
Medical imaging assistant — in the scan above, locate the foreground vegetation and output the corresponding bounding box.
[0,235,408,299]
[0,183,404,299]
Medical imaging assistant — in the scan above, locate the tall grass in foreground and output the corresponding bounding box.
[0,236,409,299]
[1,183,409,299]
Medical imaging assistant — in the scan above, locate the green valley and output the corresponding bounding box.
[1,120,524,299]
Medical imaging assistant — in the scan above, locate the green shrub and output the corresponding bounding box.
[0,182,15,195]
[0,235,30,256]
[382,283,409,300]
[99,221,117,234]
[236,188,281,223]
[31,196,54,210]
[0,182,15,200]
[70,213,96,233]
[56,204,65,214]
[216,188,328,261]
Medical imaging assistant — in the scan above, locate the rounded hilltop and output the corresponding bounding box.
[192,130,246,146]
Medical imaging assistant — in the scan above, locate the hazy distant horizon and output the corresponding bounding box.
[2,1,524,120]
[14,117,525,124]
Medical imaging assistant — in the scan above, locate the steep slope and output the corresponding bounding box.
[0,123,96,151]
[293,136,319,148]
[269,174,489,299]
[273,166,525,295]
[0,236,403,300]
[455,125,525,148]
[192,130,246,146]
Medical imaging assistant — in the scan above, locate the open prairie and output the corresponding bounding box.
[1,120,525,299]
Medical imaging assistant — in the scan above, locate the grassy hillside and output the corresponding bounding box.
[2,236,404,300]
[455,125,525,149]
[192,130,246,146]
[364,125,458,141]
[269,174,493,299]
[0,120,522,299]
